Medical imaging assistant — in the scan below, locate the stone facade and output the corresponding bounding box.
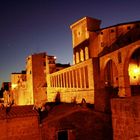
[111,96,140,140]
[2,16,140,140]
[26,52,47,106]
[0,105,41,140]
[47,58,98,104]
[11,71,27,105]
[41,104,112,140]
[10,53,70,107]
[47,17,140,113]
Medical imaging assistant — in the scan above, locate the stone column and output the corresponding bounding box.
[63,73,66,88]
[118,66,131,97]
[83,67,86,88]
[69,71,72,88]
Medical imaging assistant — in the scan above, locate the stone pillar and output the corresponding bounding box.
[79,68,82,88]
[75,70,78,88]
[118,74,131,97]
[69,71,72,88]
[83,67,86,88]
[118,66,131,97]
[72,70,76,88]
[63,73,66,88]
[66,72,68,88]
[54,76,56,87]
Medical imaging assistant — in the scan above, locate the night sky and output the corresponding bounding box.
[0,0,140,85]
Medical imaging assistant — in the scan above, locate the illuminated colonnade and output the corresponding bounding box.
[47,58,95,104]
[50,66,89,89]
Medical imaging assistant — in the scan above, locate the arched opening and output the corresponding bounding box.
[128,48,140,95]
[104,60,119,97]
[85,47,89,60]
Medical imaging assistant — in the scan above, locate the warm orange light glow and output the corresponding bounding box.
[133,67,140,74]
[129,64,140,77]
[129,63,140,85]
[11,83,17,89]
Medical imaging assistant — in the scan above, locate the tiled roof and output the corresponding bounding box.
[41,103,90,122]
[0,105,39,119]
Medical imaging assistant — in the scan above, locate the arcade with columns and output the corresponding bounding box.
[47,17,140,111]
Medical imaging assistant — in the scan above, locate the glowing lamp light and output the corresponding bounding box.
[11,84,17,89]
[133,67,140,75]
[54,56,57,59]
[129,64,140,79]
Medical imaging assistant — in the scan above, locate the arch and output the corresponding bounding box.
[85,47,89,60]
[80,49,84,62]
[127,47,140,95]
[104,59,118,88]
[123,45,140,95]
[123,45,140,76]
[76,52,80,63]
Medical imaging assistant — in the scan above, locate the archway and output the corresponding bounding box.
[128,48,140,95]
[104,59,119,97]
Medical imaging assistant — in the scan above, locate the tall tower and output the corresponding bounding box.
[70,17,101,64]
[26,52,47,106]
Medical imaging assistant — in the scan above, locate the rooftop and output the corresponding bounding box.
[0,105,38,119]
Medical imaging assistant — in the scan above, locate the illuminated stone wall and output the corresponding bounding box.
[11,72,28,105]
[46,17,140,107]
[47,58,99,104]
[111,96,140,140]
[70,17,101,64]
[0,106,41,140]
[26,53,47,106]
[26,55,34,104]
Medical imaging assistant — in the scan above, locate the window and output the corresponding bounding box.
[85,47,89,60]
[57,130,68,140]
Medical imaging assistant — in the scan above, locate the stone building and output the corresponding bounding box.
[10,53,70,107]
[1,16,140,140]
[47,17,140,112]
[26,52,48,106]
[11,71,27,105]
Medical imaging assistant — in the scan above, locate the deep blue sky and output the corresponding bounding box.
[0,0,140,85]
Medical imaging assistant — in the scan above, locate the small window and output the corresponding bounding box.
[78,31,81,36]
[100,32,103,35]
[57,130,68,140]
[30,71,32,74]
